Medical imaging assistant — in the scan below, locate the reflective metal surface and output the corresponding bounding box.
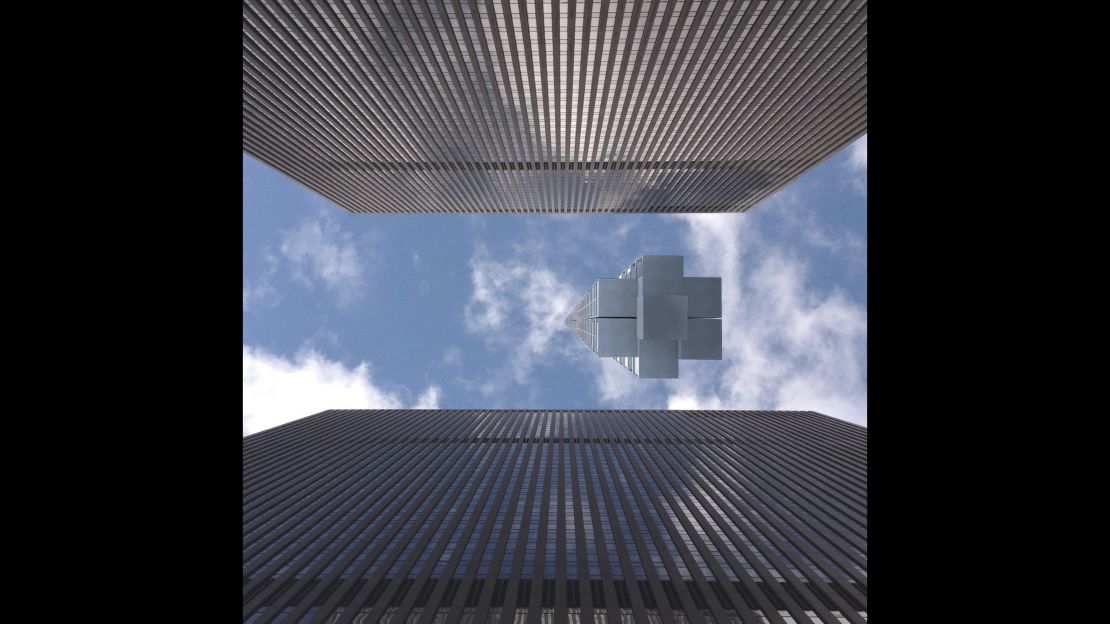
[567,255,722,378]
[243,0,868,213]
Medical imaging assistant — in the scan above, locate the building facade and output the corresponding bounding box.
[243,0,868,213]
[243,409,867,623]
[567,256,721,378]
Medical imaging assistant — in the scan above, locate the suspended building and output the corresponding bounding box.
[567,256,721,379]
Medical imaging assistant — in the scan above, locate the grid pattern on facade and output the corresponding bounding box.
[567,280,605,353]
[244,410,867,623]
[243,0,868,213]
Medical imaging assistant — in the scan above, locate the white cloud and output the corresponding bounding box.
[280,215,365,306]
[464,246,578,360]
[414,385,441,409]
[463,244,579,394]
[442,346,462,368]
[242,279,278,311]
[595,356,642,404]
[845,134,867,195]
[848,134,867,171]
[666,210,868,426]
[243,252,281,311]
[762,188,866,256]
[464,249,511,334]
[667,393,715,410]
[243,345,440,435]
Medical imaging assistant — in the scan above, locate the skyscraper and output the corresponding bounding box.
[243,409,867,623]
[243,0,867,213]
[568,256,721,379]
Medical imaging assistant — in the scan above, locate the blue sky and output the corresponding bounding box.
[244,136,867,435]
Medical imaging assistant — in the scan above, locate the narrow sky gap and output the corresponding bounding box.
[243,136,866,434]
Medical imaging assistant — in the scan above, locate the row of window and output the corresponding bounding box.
[246,422,864,591]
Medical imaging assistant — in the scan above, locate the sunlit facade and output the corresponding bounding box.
[243,0,868,213]
[568,256,721,378]
[243,409,867,623]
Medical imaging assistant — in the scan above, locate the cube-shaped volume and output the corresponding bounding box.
[596,318,638,357]
[566,254,724,379]
[680,319,722,360]
[637,340,679,378]
[637,295,688,340]
[596,279,638,317]
[684,277,722,318]
[638,255,686,295]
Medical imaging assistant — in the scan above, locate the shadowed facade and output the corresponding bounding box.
[243,409,867,623]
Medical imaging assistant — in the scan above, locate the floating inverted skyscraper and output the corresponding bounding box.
[567,256,721,378]
[243,0,867,213]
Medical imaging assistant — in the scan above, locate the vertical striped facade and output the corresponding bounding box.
[243,410,867,623]
[242,1,867,213]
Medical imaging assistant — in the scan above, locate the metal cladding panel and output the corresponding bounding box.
[635,339,681,378]
[596,279,638,318]
[596,318,638,357]
[680,318,724,360]
[638,256,686,295]
[685,277,723,319]
[243,410,867,624]
[242,1,868,213]
[571,256,722,378]
[637,295,689,341]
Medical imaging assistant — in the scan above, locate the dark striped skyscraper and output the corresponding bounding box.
[243,1,867,213]
[243,410,867,623]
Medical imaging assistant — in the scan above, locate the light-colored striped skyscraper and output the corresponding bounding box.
[243,0,867,213]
